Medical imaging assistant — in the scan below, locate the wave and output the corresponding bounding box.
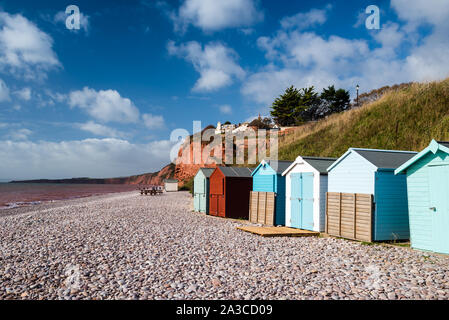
[0,201,43,210]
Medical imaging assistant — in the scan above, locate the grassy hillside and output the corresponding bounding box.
[278,78,449,160]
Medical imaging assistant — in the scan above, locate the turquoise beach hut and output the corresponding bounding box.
[193,168,215,214]
[251,160,293,226]
[395,140,449,254]
[327,148,417,241]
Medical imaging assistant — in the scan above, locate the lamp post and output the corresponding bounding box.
[356,84,360,107]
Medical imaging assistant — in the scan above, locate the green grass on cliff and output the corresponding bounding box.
[278,78,449,160]
[179,177,194,194]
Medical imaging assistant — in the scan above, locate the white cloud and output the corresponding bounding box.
[242,3,449,105]
[46,90,66,102]
[240,28,255,36]
[0,11,60,80]
[372,23,404,53]
[0,138,175,180]
[54,10,90,34]
[219,104,232,114]
[168,40,245,92]
[5,128,32,141]
[69,87,140,123]
[404,33,449,81]
[78,121,126,138]
[143,113,165,129]
[353,10,367,29]
[244,31,370,104]
[0,78,10,101]
[173,0,263,33]
[13,87,31,101]
[12,104,21,111]
[38,89,67,107]
[391,0,449,31]
[280,6,331,30]
[390,0,449,81]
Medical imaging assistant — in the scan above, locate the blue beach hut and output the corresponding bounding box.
[251,160,293,226]
[395,140,449,254]
[327,148,417,241]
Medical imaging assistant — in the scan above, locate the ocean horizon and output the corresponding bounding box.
[0,183,137,209]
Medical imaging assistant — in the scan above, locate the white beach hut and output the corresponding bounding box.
[282,156,336,232]
[164,179,179,192]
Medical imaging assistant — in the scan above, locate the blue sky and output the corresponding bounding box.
[0,0,448,179]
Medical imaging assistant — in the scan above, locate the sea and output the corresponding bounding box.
[0,183,138,209]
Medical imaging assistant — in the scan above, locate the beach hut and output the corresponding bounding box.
[164,179,179,192]
[209,167,253,219]
[193,168,215,214]
[395,140,449,254]
[327,148,417,241]
[282,156,337,232]
[250,160,293,226]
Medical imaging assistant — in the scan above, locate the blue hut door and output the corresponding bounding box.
[429,165,449,254]
[194,193,200,212]
[301,173,314,230]
[290,173,314,230]
[290,173,301,228]
[200,180,207,212]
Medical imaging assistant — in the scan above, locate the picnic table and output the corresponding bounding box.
[138,185,163,196]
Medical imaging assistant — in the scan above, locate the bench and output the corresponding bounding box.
[138,186,163,196]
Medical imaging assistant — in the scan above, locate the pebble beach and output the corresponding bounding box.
[0,191,448,300]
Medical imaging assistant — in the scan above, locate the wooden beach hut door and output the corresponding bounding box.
[198,180,207,212]
[200,193,207,212]
[194,193,201,212]
[429,165,449,254]
[290,173,314,230]
[210,175,225,217]
[210,195,218,216]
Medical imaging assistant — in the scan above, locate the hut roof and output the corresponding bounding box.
[301,157,337,174]
[396,140,449,174]
[436,141,449,149]
[218,167,253,177]
[281,156,336,176]
[198,168,215,178]
[328,148,417,172]
[265,160,294,174]
[354,149,417,169]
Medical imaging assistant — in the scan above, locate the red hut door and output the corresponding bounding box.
[210,173,225,217]
[218,178,225,217]
[210,194,218,216]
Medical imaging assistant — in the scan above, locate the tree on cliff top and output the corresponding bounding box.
[321,85,350,113]
[270,86,301,126]
[271,85,351,124]
[270,86,319,126]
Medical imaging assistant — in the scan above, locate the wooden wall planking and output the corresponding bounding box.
[249,191,275,225]
[326,192,373,242]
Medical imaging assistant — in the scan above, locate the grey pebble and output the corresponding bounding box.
[0,191,448,300]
